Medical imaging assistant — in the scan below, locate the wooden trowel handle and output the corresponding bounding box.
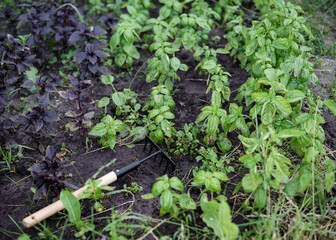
[22,171,117,228]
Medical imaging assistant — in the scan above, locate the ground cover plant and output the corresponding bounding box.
[1,0,336,239]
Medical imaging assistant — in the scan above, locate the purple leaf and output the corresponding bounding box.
[93,26,106,36]
[59,91,70,99]
[68,92,77,100]
[21,80,34,89]
[78,23,88,33]
[74,51,86,63]
[45,85,56,93]
[41,183,48,196]
[39,12,49,21]
[80,80,92,89]
[69,31,81,42]
[94,50,109,58]
[28,162,47,173]
[84,111,95,120]
[43,111,58,123]
[99,66,111,75]
[17,63,25,74]
[3,121,12,129]
[88,55,97,65]
[7,34,15,44]
[27,35,35,47]
[46,146,56,160]
[25,54,36,61]
[38,94,49,108]
[88,63,99,74]
[0,95,9,105]
[68,75,79,87]
[34,119,44,132]
[82,96,94,104]
[10,115,27,123]
[61,180,79,190]
[85,43,95,53]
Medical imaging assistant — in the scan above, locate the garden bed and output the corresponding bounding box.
[1,0,336,239]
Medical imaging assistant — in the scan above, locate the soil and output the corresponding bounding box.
[0,33,252,238]
[1,2,336,240]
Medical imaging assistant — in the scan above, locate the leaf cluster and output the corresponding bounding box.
[29,146,77,197]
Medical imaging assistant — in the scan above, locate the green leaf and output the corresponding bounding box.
[163,111,175,119]
[170,57,181,71]
[97,97,110,108]
[126,5,137,16]
[273,38,289,50]
[161,53,170,72]
[264,68,277,82]
[25,67,38,82]
[159,5,171,20]
[115,53,126,67]
[324,99,336,116]
[217,137,232,153]
[123,29,134,44]
[178,194,196,210]
[196,111,211,123]
[251,92,269,103]
[209,177,221,193]
[152,128,164,144]
[254,188,266,209]
[211,91,222,108]
[148,109,160,119]
[202,60,216,71]
[285,90,305,103]
[169,177,183,191]
[284,176,301,196]
[60,190,81,224]
[193,170,207,185]
[106,135,116,149]
[294,56,304,77]
[261,103,274,125]
[238,135,258,154]
[309,73,319,85]
[200,195,239,240]
[179,63,188,71]
[142,193,155,199]
[276,129,305,138]
[111,92,125,106]
[299,171,312,192]
[325,170,335,193]
[110,33,120,49]
[161,119,172,137]
[245,39,258,56]
[196,17,211,30]
[160,190,173,215]
[275,96,292,115]
[216,48,229,54]
[239,154,261,169]
[182,32,196,51]
[152,180,167,196]
[130,126,147,141]
[207,115,219,136]
[123,44,140,59]
[89,123,107,137]
[242,173,258,192]
[17,234,31,240]
[213,171,228,181]
[101,75,114,85]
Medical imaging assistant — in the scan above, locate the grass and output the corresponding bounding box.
[294,0,336,57]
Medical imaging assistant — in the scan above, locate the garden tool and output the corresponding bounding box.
[22,135,175,228]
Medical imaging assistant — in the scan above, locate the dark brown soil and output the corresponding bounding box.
[1,3,336,240]
[0,34,253,238]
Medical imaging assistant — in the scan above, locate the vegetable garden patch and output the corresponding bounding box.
[1,0,336,239]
